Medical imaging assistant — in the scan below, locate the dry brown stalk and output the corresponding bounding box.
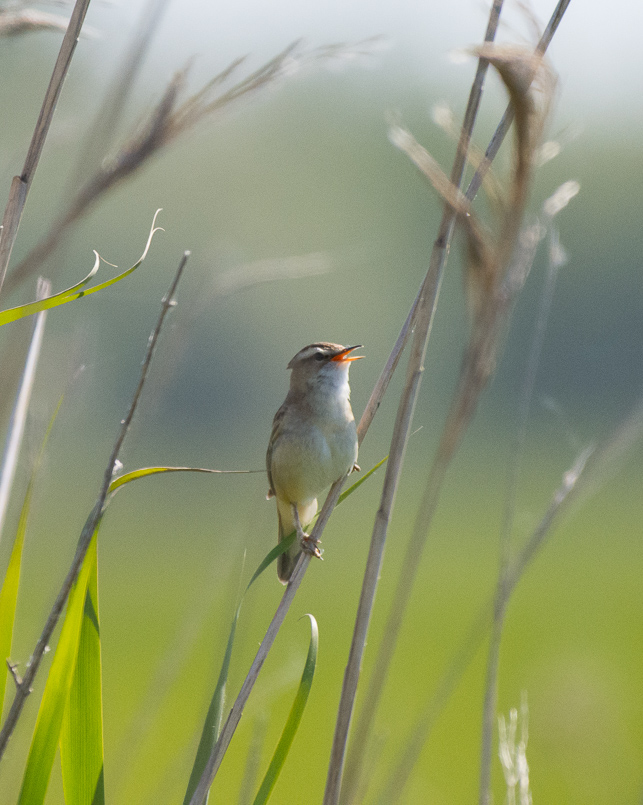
[339,33,559,805]
[0,0,92,299]
[329,4,509,802]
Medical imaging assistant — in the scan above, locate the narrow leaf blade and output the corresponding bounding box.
[0,213,162,327]
[337,456,388,505]
[0,489,29,718]
[17,528,99,805]
[252,614,319,805]
[60,537,105,805]
[182,536,293,805]
[0,397,62,717]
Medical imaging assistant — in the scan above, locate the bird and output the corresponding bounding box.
[266,342,363,584]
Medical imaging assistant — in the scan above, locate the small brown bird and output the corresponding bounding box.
[266,342,363,583]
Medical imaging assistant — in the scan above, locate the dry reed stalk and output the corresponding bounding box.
[68,0,172,187]
[3,38,380,299]
[0,0,91,299]
[478,188,576,805]
[339,10,567,800]
[466,0,571,203]
[326,5,508,802]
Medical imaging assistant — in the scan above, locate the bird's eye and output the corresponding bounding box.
[314,352,325,362]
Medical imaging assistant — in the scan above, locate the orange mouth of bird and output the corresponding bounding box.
[331,345,364,363]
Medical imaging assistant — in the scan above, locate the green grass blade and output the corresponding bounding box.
[0,397,63,719]
[337,456,388,505]
[252,614,318,805]
[108,465,251,495]
[0,485,30,720]
[0,211,163,327]
[17,526,100,805]
[182,457,384,804]
[60,536,105,805]
[182,619,237,805]
[182,537,294,805]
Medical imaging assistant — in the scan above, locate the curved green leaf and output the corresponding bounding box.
[252,614,318,805]
[0,489,29,720]
[0,211,163,327]
[108,465,251,495]
[182,535,295,805]
[182,456,385,804]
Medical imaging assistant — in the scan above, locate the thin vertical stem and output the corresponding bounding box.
[324,6,505,804]
[338,3,572,799]
[478,223,565,805]
[466,0,572,204]
[0,279,51,545]
[0,0,92,297]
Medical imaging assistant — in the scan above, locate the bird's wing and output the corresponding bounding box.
[266,402,288,497]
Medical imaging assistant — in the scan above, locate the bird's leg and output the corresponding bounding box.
[292,504,323,560]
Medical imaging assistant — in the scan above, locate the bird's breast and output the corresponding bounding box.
[270,415,357,505]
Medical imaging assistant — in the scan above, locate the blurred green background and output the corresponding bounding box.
[0,0,642,802]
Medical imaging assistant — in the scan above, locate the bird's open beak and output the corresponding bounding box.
[331,345,364,363]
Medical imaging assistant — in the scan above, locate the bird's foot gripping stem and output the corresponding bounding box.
[292,504,323,561]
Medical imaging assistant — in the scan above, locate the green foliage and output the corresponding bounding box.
[18,528,100,805]
[0,213,163,327]
[60,550,105,805]
[0,482,27,719]
[252,614,318,805]
[182,535,296,805]
[0,398,62,717]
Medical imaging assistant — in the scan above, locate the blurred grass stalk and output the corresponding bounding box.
[334,3,573,804]
[3,36,382,300]
[478,186,577,805]
[0,0,91,298]
[0,278,51,544]
[323,0,506,796]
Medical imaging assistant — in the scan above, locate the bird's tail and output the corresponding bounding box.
[276,498,317,584]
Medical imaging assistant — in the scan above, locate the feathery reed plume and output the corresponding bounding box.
[327,3,510,799]
[3,38,382,298]
[340,42,556,805]
[0,8,75,37]
[478,178,578,805]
